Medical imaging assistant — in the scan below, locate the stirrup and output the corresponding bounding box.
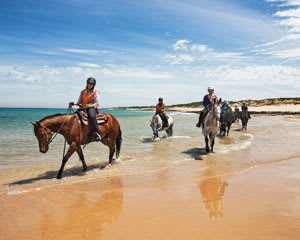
[95,133,102,141]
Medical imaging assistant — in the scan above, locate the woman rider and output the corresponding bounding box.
[69,77,102,141]
[156,97,169,128]
[196,86,218,128]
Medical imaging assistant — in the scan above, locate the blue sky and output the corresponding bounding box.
[0,0,299,107]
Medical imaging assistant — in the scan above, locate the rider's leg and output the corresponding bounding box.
[161,113,169,127]
[87,107,102,140]
[196,108,207,127]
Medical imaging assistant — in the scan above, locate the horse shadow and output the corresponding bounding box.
[8,163,110,186]
[182,147,207,160]
[233,128,242,132]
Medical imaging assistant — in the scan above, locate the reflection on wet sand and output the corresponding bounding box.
[199,169,228,219]
[42,178,123,240]
[0,177,124,240]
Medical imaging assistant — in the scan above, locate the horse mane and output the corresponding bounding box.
[39,113,67,122]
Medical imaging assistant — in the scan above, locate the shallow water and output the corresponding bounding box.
[1,108,300,196]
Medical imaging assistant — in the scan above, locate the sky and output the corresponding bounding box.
[0,0,299,108]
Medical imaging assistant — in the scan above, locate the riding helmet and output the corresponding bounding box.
[87,77,96,85]
[208,86,214,90]
[158,97,163,101]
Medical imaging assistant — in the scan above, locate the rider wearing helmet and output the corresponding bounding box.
[221,100,232,113]
[241,101,251,119]
[69,77,102,141]
[156,97,169,128]
[196,86,218,128]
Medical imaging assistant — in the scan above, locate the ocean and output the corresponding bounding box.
[1,108,300,195]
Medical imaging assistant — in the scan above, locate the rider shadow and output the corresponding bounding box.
[8,163,109,186]
[182,148,207,160]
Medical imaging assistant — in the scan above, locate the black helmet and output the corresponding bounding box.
[158,97,163,101]
[87,77,96,85]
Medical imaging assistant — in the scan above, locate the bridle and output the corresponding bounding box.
[35,106,74,150]
[208,103,220,121]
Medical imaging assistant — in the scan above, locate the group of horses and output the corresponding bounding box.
[32,101,249,179]
[219,108,250,136]
[150,99,250,153]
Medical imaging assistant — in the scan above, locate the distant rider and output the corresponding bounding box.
[234,105,239,112]
[221,100,232,113]
[242,101,251,119]
[69,77,102,141]
[156,98,169,128]
[196,86,218,128]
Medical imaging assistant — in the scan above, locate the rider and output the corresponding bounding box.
[241,101,251,119]
[156,97,168,128]
[234,105,239,112]
[69,77,102,141]
[221,100,232,113]
[196,86,218,128]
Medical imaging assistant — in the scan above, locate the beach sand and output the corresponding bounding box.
[168,103,300,113]
[1,115,300,239]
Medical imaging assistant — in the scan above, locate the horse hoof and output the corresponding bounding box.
[83,167,87,172]
[105,163,111,169]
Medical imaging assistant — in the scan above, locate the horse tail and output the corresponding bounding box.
[115,126,122,159]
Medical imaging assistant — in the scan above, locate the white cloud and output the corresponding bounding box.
[61,48,109,55]
[191,44,211,52]
[78,62,101,68]
[173,40,190,50]
[268,47,300,59]
[163,54,195,64]
[252,1,300,60]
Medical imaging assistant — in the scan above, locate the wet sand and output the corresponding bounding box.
[1,115,300,239]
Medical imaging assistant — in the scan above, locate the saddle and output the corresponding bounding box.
[76,110,108,125]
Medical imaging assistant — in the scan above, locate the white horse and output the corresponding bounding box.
[202,99,221,153]
[150,114,174,138]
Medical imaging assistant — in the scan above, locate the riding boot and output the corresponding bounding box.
[87,108,102,141]
[162,114,169,128]
[196,109,206,128]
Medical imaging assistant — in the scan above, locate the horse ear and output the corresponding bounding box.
[31,122,36,126]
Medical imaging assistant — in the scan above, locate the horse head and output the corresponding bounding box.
[150,115,160,138]
[211,98,221,121]
[32,121,53,153]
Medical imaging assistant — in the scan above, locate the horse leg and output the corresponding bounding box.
[101,136,116,164]
[227,124,231,136]
[209,133,215,153]
[169,125,173,136]
[76,146,87,172]
[205,136,210,153]
[57,142,77,179]
[211,138,215,153]
[166,125,173,137]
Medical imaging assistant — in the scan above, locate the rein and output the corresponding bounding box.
[47,107,74,145]
[40,107,74,156]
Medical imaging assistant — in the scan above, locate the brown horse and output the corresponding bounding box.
[240,110,249,130]
[32,112,122,179]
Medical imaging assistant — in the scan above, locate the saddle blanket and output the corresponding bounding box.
[76,110,108,125]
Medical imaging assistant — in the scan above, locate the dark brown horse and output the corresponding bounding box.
[32,112,122,179]
[240,110,249,130]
